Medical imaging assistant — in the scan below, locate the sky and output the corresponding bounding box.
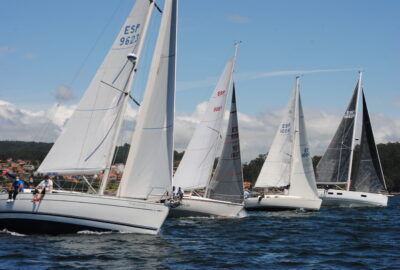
[0,0,399,162]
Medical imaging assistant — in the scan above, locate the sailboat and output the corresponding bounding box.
[0,0,178,234]
[245,77,322,211]
[169,48,244,218]
[316,72,388,207]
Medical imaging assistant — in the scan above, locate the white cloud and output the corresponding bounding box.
[0,100,60,142]
[1,99,399,162]
[55,85,75,102]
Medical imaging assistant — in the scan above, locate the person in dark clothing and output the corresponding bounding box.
[258,190,264,203]
[7,175,24,202]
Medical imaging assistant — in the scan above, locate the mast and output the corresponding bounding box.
[98,2,155,195]
[288,76,300,187]
[346,71,362,191]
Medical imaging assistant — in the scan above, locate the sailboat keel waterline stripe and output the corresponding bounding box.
[0,211,158,231]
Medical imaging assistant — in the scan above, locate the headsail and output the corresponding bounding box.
[254,80,297,188]
[38,0,153,175]
[288,79,319,199]
[173,53,237,190]
[117,0,177,200]
[316,80,360,185]
[205,85,244,203]
[350,91,387,193]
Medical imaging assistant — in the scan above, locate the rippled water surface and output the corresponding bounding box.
[1,196,399,269]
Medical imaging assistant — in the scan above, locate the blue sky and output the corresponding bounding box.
[0,0,399,159]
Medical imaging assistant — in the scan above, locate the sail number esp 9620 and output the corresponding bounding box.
[119,24,141,47]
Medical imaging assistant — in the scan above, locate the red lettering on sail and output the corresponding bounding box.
[213,106,222,112]
[217,90,225,96]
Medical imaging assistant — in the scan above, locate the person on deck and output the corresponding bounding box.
[32,177,53,202]
[7,175,24,202]
[244,189,250,199]
[177,187,184,200]
[258,190,264,203]
[172,186,177,198]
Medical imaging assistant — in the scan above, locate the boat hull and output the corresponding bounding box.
[0,191,169,235]
[244,195,322,211]
[168,196,244,218]
[317,189,388,207]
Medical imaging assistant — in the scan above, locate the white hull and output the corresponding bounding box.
[168,196,244,218]
[244,195,321,211]
[0,191,169,235]
[317,189,388,207]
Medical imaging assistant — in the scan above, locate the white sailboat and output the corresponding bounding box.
[245,77,322,211]
[316,72,388,207]
[169,47,244,218]
[0,0,178,234]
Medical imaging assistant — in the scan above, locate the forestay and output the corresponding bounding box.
[173,56,236,190]
[254,81,296,188]
[288,82,319,199]
[118,0,177,200]
[316,81,359,185]
[38,0,152,175]
[351,91,387,193]
[206,85,244,203]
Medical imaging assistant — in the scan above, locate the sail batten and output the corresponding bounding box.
[38,0,153,175]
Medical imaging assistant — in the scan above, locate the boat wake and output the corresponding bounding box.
[77,230,114,235]
[0,229,26,237]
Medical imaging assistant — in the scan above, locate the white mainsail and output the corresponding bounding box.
[255,77,318,199]
[288,80,319,198]
[38,0,153,175]
[173,54,236,190]
[254,82,297,188]
[117,0,177,199]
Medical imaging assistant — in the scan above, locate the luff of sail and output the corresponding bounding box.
[117,0,177,200]
[38,0,153,175]
[288,80,319,199]
[254,81,297,188]
[173,55,236,191]
[205,84,244,203]
[316,81,360,185]
[350,91,387,193]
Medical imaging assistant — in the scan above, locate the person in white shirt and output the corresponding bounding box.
[32,178,53,202]
[244,190,249,199]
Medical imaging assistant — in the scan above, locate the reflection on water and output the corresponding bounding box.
[0,196,399,269]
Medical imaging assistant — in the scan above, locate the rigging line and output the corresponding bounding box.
[84,108,121,162]
[149,0,163,13]
[100,80,126,94]
[129,94,141,106]
[112,60,130,85]
[68,0,125,87]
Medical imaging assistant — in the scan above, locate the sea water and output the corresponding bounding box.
[1,196,399,269]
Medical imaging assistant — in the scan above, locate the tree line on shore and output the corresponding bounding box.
[1,140,399,192]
